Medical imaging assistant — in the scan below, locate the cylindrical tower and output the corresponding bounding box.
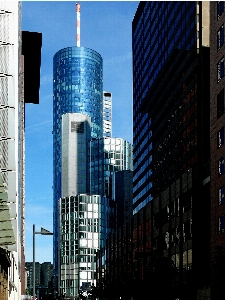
[53,46,103,273]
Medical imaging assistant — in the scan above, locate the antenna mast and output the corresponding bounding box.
[76,3,80,47]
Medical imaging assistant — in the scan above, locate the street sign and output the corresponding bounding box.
[41,227,53,235]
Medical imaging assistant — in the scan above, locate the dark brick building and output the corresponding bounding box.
[210,2,225,299]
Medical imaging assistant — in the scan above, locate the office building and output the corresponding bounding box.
[58,194,110,297]
[90,137,133,198]
[210,2,225,299]
[26,262,53,298]
[96,2,211,299]
[53,45,103,274]
[41,262,54,287]
[103,92,112,138]
[133,1,209,214]
[25,262,41,290]
[132,1,210,298]
[0,2,41,300]
[53,4,133,298]
[0,4,21,287]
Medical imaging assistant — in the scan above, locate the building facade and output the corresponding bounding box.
[25,262,41,291]
[58,194,110,297]
[96,2,211,300]
[53,5,134,298]
[0,2,26,300]
[210,2,225,299]
[26,262,53,298]
[132,1,210,298]
[0,1,42,299]
[132,1,209,214]
[53,46,103,274]
[113,170,133,230]
[41,262,54,287]
[90,137,133,199]
[61,113,92,197]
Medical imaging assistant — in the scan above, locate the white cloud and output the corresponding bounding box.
[25,120,52,131]
[41,74,52,86]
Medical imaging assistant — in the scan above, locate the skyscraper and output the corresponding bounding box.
[132,1,210,212]
[53,37,103,276]
[53,4,133,298]
[0,2,41,299]
[210,2,225,299]
[58,194,109,297]
[132,1,210,298]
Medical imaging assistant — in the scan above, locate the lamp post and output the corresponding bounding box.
[33,224,53,300]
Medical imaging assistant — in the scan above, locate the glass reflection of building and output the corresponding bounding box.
[132,1,198,214]
[59,194,111,297]
[90,137,133,198]
[132,1,210,298]
[53,46,103,274]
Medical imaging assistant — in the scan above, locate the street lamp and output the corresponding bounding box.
[33,224,53,300]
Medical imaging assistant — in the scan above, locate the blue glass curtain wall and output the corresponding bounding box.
[132,1,197,213]
[53,46,103,272]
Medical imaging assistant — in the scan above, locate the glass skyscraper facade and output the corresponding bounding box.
[53,46,103,273]
[58,194,112,297]
[130,2,211,298]
[132,1,197,213]
[90,137,133,198]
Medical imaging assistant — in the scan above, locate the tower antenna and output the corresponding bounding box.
[76,3,80,47]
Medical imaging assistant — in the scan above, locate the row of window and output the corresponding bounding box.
[61,255,97,263]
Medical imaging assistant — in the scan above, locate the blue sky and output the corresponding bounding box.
[22,1,138,263]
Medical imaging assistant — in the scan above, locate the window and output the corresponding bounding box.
[217,89,224,118]
[219,186,225,205]
[218,127,224,147]
[218,1,224,19]
[218,57,224,82]
[71,121,84,133]
[218,25,224,50]
[219,215,225,234]
[219,157,225,175]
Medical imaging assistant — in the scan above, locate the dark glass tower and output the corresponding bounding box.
[132,1,198,213]
[53,46,103,273]
[132,1,211,297]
